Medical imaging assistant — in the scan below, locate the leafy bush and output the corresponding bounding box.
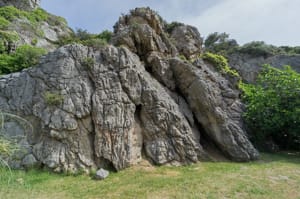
[240,65,300,150]
[0,6,51,25]
[278,46,300,55]
[237,41,283,57]
[0,45,46,74]
[81,38,107,49]
[56,29,112,48]
[0,16,9,29]
[202,52,239,77]
[96,30,112,42]
[0,6,22,21]
[13,45,46,68]
[165,21,184,34]
[0,30,19,42]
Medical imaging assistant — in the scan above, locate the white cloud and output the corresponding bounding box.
[41,0,300,46]
[182,0,300,46]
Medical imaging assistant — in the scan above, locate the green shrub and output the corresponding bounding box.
[202,52,239,77]
[0,30,19,42]
[240,65,300,150]
[0,45,46,74]
[0,6,49,25]
[0,6,22,21]
[165,21,183,34]
[0,53,15,74]
[237,41,283,57]
[44,91,64,106]
[81,38,107,49]
[12,45,46,69]
[278,46,300,55]
[0,16,10,29]
[96,30,112,43]
[204,32,238,56]
[56,29,112,48]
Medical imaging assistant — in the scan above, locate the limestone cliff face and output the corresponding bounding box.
[0,8,259,172]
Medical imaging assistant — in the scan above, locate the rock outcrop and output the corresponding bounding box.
[0,7,259,172]
[229,53,300,83]
[0,0,72,51]
[0,0,40,11]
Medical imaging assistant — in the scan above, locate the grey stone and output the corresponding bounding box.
[170,58,259,161]
[170,25,203,59]
[21,154,38,169]
[95,168,109,180]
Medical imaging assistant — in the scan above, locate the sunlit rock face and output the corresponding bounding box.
[0,7,259,172]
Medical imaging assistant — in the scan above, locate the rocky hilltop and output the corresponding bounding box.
[0,7,261,172]
[0,0,72,51]
[0,0,40,11]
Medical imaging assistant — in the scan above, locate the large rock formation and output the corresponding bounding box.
[0,7,259,172]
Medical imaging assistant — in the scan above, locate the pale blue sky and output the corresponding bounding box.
[41,0,300,46]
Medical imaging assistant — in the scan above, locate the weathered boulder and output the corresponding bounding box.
[170,58,258,161]
[169,25,203,59]
[95,168,109,180]
[0,44,207,171]
[0,7,259,172]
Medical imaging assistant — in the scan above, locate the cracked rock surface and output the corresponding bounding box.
[0,7,259,172]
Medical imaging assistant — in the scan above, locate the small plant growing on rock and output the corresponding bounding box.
[44,91,64,106]
[202,52,239,77]
[81,57,95,69]
[178,54,187,61]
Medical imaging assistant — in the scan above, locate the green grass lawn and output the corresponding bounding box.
[0,153,299,199]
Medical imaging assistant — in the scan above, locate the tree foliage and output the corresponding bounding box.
[57,28,112,48]
[237,41,283,57]
[204,32,238,55]
[0,45,46,74]
[240,65,300,150]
